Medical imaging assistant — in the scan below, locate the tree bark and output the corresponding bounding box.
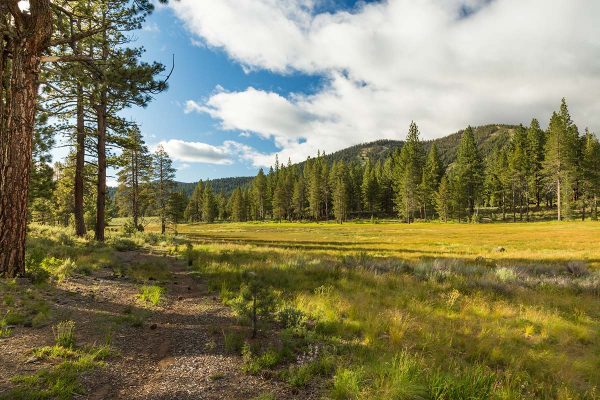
[0,1,53,278]
[94,90,107,242]
[74,84,86,236]
[557,178,561,221]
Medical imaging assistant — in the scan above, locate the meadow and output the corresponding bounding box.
[174,221,600,399]
[1,221,598,399]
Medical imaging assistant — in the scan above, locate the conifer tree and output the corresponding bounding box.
[252,168,268,220]
[115,126,153,231]
[436,174,451,222]
[331,161,349,223]
[153,145,176,234]
[453,126,483,221]
[394,122,424,223]
[361,159,379,217]
[543,99,578,221]
[527,119,546,208]
[419,143,443,219]
[167,191,187,226]
[581,129,600,220]
[202,184,216,223]
[230,188,247,222]
[184,181,204,223]
[307,157,322,220]
[292,174,307,219]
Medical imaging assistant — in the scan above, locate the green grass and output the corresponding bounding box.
[179,221,600,399]
[1,321,112,400]
[137,285,165,306]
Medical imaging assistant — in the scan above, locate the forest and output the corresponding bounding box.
[106,100,600,227]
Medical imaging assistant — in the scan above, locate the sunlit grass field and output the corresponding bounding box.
[174,221,600,399]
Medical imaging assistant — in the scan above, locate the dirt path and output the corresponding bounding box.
[1,251,313,399]
[84,251,306,400]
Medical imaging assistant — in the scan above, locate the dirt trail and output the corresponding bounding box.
[82,251,302,400]
[1,251,311,399]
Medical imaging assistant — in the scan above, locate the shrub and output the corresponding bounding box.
[109,237,138,252]
[495,267,517,282]
[277,306,306,329]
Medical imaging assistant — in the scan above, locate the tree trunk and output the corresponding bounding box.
[0,1,53,278]
[557,178,561,221]
[95,90,107,241]
[74,84,86,236]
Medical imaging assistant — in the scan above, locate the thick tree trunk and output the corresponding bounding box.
[74,85,86,236]
[0,1,52,278]
[95,91,107,241]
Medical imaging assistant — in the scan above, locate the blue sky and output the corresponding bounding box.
[52,0,600,184]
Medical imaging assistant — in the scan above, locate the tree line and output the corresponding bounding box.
[175,99,599,225]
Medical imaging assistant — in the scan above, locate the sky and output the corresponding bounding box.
[52,0,600,184]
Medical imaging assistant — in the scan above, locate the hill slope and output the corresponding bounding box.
[319,124,516,167]
[112,124,516,196]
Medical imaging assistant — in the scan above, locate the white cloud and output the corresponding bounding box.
[156,139,274,167]
[156,139,235,165]
[172,0,600,165]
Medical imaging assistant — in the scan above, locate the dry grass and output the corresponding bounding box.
[176,220,600,399]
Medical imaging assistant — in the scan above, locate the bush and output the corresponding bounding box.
[277,306,306,329]
[495,267,517,282]
[39,257,77,282]
[109,237,138,252]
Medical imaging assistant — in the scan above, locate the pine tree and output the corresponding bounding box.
[153,145,176,234]
[436,175,451,222]
[581,129,600,220]
[543,99,578,221]
[115,126,153,231]
[292,175,307,219]
[508,125,531,221]
[230,188,247,222]
[202,184,216,223]
[361,159,379,217]
[307,157,322,220]
[394,122,424,223]
[184,181,204,223]
[527,118,546,208]
[454,126,484,221]
[167,191,188,226]
[252,168,267,220]
[331,161,349,223]
[419,143,443,219]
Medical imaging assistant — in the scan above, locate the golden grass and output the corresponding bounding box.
[177,220,600,399]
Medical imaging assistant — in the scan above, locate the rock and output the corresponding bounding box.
[494,247,506,253]
[150,323,158,330]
